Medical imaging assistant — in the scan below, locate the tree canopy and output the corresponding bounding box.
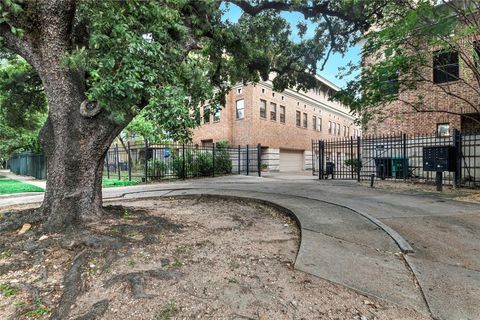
[334,0,480,128]
[0,56,46,159]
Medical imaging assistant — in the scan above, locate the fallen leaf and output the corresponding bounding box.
[18,223,32,235]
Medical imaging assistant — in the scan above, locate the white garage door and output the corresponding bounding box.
[279,149,304,172]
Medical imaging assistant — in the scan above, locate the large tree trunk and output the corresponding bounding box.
[38,69,125,231]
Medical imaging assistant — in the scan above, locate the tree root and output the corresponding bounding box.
[104,269,182,298]
[49,249,89,320]
[75,299,109,320]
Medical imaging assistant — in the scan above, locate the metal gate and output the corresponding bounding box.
[312,129,479,187]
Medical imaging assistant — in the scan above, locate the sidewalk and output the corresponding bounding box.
[1,174,479,319]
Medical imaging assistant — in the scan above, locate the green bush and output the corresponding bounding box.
[344,158,362,170]
[214,142,232,174]
[148,159,170,178]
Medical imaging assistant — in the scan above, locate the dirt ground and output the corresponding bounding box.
[0,197,430,320]
[360,180,480,203]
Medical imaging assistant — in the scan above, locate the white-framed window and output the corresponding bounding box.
[270,102,277,121]
[280,106,285,123]
[318,118,322,131]
[259,99,266,119]
[296,111,301,126]
[313,115,317,130]
[437,123,450,136]
[213,109,221,122]
[236,99,245,119]
[303,112,307,128]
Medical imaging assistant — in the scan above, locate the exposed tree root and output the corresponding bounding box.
[75,299,109,320]
[104,269,182,299]
[49,249,89,320]
[0,204,185,319]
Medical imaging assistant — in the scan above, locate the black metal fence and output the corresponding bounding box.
[104,141,262,182]
[312,130,480,187]
[8,152,47,179]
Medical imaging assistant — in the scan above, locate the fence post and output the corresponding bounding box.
[318,140,322,180]
[238,145,241,174]
[115,143,121,180]
[105,149,110,179]
[127,141,132,181]
[246,144,250,176]
[144,139,148,182]
[182,143,186,180]
[350,137,354,179]
[212,143,216,177]
[257,144,261,177]
[356,136,361,182]
[453,129,462,187]
[402,133,407,181]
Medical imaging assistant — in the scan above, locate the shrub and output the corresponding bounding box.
[148,159,170,178]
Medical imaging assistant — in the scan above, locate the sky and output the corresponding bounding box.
[222,4,361,88]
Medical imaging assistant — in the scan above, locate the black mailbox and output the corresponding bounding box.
[423,146,456,172]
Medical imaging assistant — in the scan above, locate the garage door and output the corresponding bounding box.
[279,149,304,171]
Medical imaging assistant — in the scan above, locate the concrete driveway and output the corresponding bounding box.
[1,172,479,320]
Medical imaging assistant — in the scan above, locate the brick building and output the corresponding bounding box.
[192,75,360,171]
[364,4,480,136]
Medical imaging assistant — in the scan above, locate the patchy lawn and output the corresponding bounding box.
[0,180,43,194]
[102,179,140,188]
[0,198,429,320]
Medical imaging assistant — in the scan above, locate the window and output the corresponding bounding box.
[337,123,341,135]
[270,102,277,121]
[437,123,450,137]
[433,50,459,83]
[303,113,307,128]
[296,111,301,126]
[194,109,201,126]
[281,95,285,101]
[280,106,285,123]
[347,127,350,137]
[236,99,245,119]
[237,87,242,94]
[382,72,399,95]
[313,116,317,130]
[259,99,267,119]
[272,92,275,98]
[332,122,336,135]
[213,109,220,122]
[343,125,347,137]
[318,118,322,131]
[203,106,210,124]
[328,121,332,134]
[261,88,265,94]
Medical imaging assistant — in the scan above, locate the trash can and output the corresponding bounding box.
[326,161,335,179]
[392,158,409,179]
[374,157,392,180]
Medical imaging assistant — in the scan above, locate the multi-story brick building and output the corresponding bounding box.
[364,3,480,136]
[192,75,361,171]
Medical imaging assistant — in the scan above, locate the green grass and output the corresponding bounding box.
[0,180,44,194]
[102,179,140,188]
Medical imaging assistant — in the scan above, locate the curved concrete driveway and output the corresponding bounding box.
[1,173,479,320]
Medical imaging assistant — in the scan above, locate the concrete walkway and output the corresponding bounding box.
[1,172,479,320]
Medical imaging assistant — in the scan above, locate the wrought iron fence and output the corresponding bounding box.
[103,141,262,182]
[312,130,480,187]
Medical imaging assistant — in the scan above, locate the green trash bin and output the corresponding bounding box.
[392,158,409,179]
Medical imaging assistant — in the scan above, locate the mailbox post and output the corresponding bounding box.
[423,146,457,192]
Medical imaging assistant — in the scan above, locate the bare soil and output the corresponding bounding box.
[361,180,480,203]
[0,197,429,320]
